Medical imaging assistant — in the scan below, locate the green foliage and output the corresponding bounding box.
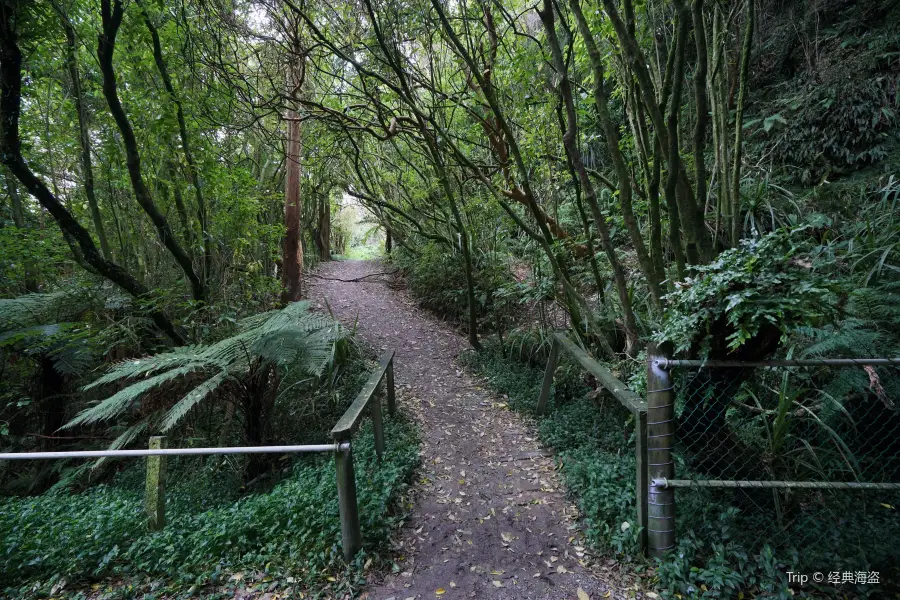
[0,227,69,295]
[656,536,793,599]
[68,302,345,435]
[0,417,419,596]
[752,77,899,184]
[659,229,843,355]
[393,243,514,330]
[461,342,900,597]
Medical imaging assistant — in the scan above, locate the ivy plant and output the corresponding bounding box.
[658,228,844,356]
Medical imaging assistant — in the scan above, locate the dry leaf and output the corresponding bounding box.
[492,581,503,588]
[436,589,446,596]
[577,588,590,600]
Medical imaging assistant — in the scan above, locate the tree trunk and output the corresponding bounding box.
[731,0,755,246]
[567,0,663,308]
[98,0,204,303]
[3,167,38,292]
[166,160,194,257]
[315,196,330,260]
[449,195,480,350]
[0,11,183,344]
[281,107,303,303]
[692,0,710,245]
[62,14,112,260]
[541,0,640,352]
[138,0,210,281]
[384,227,392,254]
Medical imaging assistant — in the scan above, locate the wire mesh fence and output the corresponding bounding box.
[665,357,900,576]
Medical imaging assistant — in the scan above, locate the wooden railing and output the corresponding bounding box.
[330,349,396,559]
[536,333,649,554]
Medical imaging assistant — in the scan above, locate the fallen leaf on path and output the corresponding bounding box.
[577,588,590,600]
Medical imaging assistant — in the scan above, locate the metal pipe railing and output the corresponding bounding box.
[0,443,350,461]
[653,478,900,490]
[1,349,398,562]
[660,357,900,368]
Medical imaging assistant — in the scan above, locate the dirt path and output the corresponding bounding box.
[309,260,626,600]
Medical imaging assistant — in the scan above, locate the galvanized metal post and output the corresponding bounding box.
[536,338,560,415]
[334,445,362,560]
[635,408,649,554]
[371,390,385,459]
[386,359,396,417]
[646,344,675,558]
[145,436,166,531]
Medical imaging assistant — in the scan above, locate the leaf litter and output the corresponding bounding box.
[311,260,645,599]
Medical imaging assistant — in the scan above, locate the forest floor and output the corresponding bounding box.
[309,260,639,600]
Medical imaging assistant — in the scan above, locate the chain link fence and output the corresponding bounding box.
[656,357,900,576]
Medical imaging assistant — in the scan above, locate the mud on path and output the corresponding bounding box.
[309,260,631,600]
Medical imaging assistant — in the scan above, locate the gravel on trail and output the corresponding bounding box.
[309,259,640,600]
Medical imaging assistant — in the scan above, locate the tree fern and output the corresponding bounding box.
[68,302,346,444]
[160,371,228,431]
[800,281,900,358]
[0,292,80,332]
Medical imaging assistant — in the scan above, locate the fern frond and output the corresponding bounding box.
[160,371,228,431]
[92,421,149,469]
[83,346,206,390]
[0,292,75,331]
[78,301,345,451]
[66,363,208,428]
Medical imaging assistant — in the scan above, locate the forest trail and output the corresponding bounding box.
[309,260,629,600]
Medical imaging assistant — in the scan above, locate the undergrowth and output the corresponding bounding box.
[0,417,419,599]
[461,341,898,599]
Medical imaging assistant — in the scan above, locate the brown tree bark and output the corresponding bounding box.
[0,7,183,343]
[315,196,330,260]
[98,0,205,303]
[281,105,303,303]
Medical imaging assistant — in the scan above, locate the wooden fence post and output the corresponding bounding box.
[145,436,166,531]
[371,390,385,459]
[646,344,675,558]
[334,445,362,560]
[635,408,649,555]
[386,358,396,417]
[536,337,560,415]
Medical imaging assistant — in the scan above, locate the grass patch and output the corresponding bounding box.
[1,414,419,599]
